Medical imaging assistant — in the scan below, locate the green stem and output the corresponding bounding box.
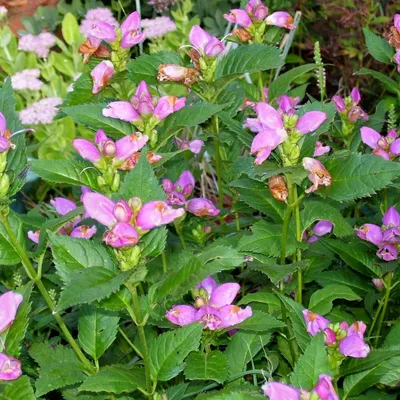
[293,187,303,305]
[369,297,384,340]
[0,212,95,374]
[118,327,143,359]
[174,221,187,249]
[212,116,224,210]
[374,273,393,346]
[280,175,294,267]
[161,251,168,274]
[258,72,265,101]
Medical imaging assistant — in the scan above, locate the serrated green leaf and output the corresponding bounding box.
[235,310,285,332]
[354,68,400,95]
[141,227,167,258]
[196,390,266,400]
[30,159,101,190]
[383,322,400,348]
[165,384,190,400]
[62,103,133,136]
[78,305,119,361]
[238,292,280,309]
[219,113,252,148]
[49,233,117,284]
[150,323,203,381]
[0,376,36,400]
[290,334,333,389]
[317,153,400,201]
[215,44,282,79]
[216,82,245,116]
[185,351,229,383]
[79,365,145,394]
[0,211,24,265]
[127,52,181,84]
[250,261,309,284]
[363,28,394,64]
[308,284,361,315]
[116,150,165,202]
[62,72,96,107]
[56,268,130,311]
[315,270,371,295]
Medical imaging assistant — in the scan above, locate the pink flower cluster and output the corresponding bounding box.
[356,206,400,261]
[11,69,43,91]
[19,97,62,125]
[262,374,338,400]
[0,291,23,381]
[163,170,220,217]
[141,16,176,39]
[189,25,225,58]
[174,137,204,154]
[332,87,368,124]
[166,276,252,330]
[18,32,56,58]
[82,192,184,248]
[361,127,400,160]
[302,158,332,194]
[303,310,370,358]
[80,7,119,38]
[244,96,326,165]
[303,220,333,243]
[225,0,294,30]
[28,195,97,244]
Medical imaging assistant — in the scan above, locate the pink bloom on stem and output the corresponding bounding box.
[0,292,23,334]
[251,130,287,165]
[246,0,268,21]
[351,87,361,104]
[186,139,204,154]
[70,225,97,239]
[113,200,133,223]
[355,224,383,246]
[394,14,400,32]
[102,101,141,123]
[302,157,332,194]
[90,21,117,43]
[0,112,10,153]
[153,96,186,120]
[395,50,400,73]
[209,283,240,308]
[295,111,327,134]
[186,198,220,217]
[332,95,346,113]
[383,206,400,227]
[132,81,154,116]
[339,335,370,358]
[120,11,146,49]
[218,305,252,328]
[314,141,331,157]
[91,60,114,94]
[136,201,185,230]
[312,374,339,400]
[361,127,381,150]
[377,244,398,261]
[313,220,333,237]
[261,382,300,400]
[50,198,77,216]
[224,9,253,28]
[266,12,295,29]
[197,276,218,298]
[390,137,400,156]
[372,278,384,289]
[82,192,116,227]
[103,222,139,248]
[276,95,300,115]
[166,305,197,326]
[303,309,330,336]
[347,321,367,339]
[72,138,102,163]
[195,306,222,330]
[28,230,40,244]
[174,170,195,197]
[189,25,225,57]
[0,353,22,381]
[323,328,336,345]
[115,134,148,161]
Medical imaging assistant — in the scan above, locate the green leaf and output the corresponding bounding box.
[363,28,394,64]
[127,52,181,85]
[354,68,400,95]
[216,82,246,116]
[78,305,119,361]
[219,113,252,148]
[300,200,353,237]
[383,322,400,348]
[116,150,165,202]
[308,284,361,315]
[250,261,308,285]
[3,283,33,358]
[62,13,82,45]
[268,64,317,101]
[0,376,36,400]
[229,178,285,222]
[0,211,24,266]
[56,267,130,311]
[315,270,371,295]
[320,238,381,277]
[49,233,117,284]
[30,159,101,190]
[141,227,167,258]
[238,292,280,310]
[215,44,282,79]
[150,323,203,381]
[62,72,96,107]
[317,153,400,201]
[235,310,285,332]
[195,390,266,400]
[185,351,229,383]
[238,221,298,258]
[79,365,145,394]
[61,103,133,136]
[225,332,272,376]
[276,293,310,352]
[290,334,333,389]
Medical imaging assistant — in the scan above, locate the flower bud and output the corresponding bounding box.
[102,139,116,156]
[0,354,22,381]
[113,200,133,223]
[0,173,9,198]
[268,175,288,202]
[372,278,384,289]
[323,328,336,345]
[377,137,388,149]
[194,296,207,309]
[128,197,142,215]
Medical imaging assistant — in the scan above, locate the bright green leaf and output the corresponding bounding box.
[185,351,229,383]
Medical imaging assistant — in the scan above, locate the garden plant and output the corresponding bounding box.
[0,0,400,399]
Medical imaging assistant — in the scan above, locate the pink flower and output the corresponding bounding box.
[313,220,333,236]
[82,192,116,227]
[303,309,330,336]
[314,141,331,157]
[0,113,10,153]
[91,61,114,94]
[312,374,339,400]
[377,244,398,261]
[323,328,336,345]
[347,321,367,339]
[245,0,268,21]
[302,158,332,194]
[266,12,295,29]
[339,335,370,358]
[50,198,77,216]
[27,230,40,244]
[18,32,56,58]
[175,138,204,154]
[103,101,141,123]
[295,111,327,134]
[11,69,43,91]
[276,95,300,115]
[332,95,346,113]
[383,206,400,227]
[153,96,186,120]
[224,9,253,28]
[72,139,102,163]
[90,21,117,43]
[261,382,300,400]
[186,198,220,217]
[218,305,252,328]
[136,201,185,230]
[80,7,119,38]
[163,170,195,205]
[395,50,400,73]
[113,200,133,223]
[19,97,62,125]
[120,11,146,49]
[361,126,400,160]
[197,276,218,297]
[372,278,384,289]
[103,222,139,248]
[189,25,225,57]
[0,292,23,334]
[355,224,383,246]
[332,88,368,122]
[166,305,197,326]
[70,225,97,239]
[195,306,222,330]
[0,353,22,381]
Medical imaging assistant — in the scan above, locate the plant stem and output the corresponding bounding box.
[280,175,294,266]
[212,116,224,210]
[369,297,384,340]
[161,251,168,273]
[130,287,153,398]
[374,273,393,346]
[293,186,303,304]
[174,221,187,249]
[118,327,143,359]
[258,72,265,101]
[0,212,95,374]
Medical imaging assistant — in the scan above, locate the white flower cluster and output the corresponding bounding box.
[11,69,43,91]
[18,32,57,58]
[141,16,177,39]
[19,97,62,125]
